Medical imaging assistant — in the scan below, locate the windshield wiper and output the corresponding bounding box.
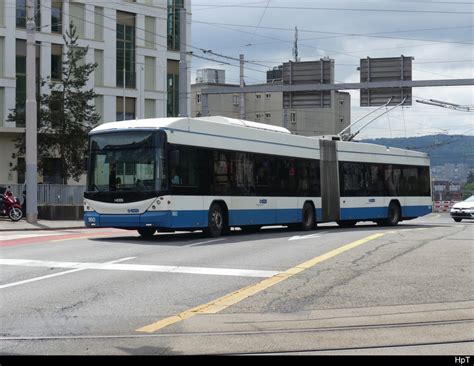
[91,184,102,192]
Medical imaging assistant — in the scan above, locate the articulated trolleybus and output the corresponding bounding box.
[84,116,432,237]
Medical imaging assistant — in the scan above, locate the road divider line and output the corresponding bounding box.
[0,259,278,279]
[136,232,385,333]
[0,257,135,289]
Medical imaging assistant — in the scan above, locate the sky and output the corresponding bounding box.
[189,0,474,139]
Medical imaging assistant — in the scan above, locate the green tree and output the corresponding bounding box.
[462,182,474,200]
[9,22,100,184]
[466,171,474,184]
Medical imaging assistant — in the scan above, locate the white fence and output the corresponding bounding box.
[433,201,459,212]
[2,184,85,205]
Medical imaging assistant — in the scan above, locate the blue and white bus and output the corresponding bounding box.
[84,116,432,237]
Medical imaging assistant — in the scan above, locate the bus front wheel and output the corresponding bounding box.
[301,203,316,231]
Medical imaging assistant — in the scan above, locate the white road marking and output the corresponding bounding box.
[0,258,278,280]
[288,231,327,241]
[0,257,135,289]
[184,238,225,247]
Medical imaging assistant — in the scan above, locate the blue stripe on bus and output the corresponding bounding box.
[340,205,432,220]
[84,205,431,229]
[402,205,432,218]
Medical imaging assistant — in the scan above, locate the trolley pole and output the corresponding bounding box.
[25,0,38,223]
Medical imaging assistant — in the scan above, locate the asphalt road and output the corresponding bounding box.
[0,213,473,355]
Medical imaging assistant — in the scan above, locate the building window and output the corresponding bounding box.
[17,157,25,183]
[0,1,4,28]
[265,93,271,100]
[70,3,85,38]
[196,93,201,104]
[145,99,155,119]
[95,95,103,124]
[144,56,155,91]
[167,0,183,51]
[16,0,26,28]
[265,113,271,119]
[290,111,297,124]
[0,37,4,77]
[94,49,104,86]
[167,59,179,117]
[145,16,155,48]
[51,0,62,34]
[116,11,136,88]
[51,44,62,81]
[94,6,104,41]
[255,113,261,120]
[15,40,26,127]
[256,94,262,99]
[233,95,239,106]
[15,0,41,29]
[116,97,136,121]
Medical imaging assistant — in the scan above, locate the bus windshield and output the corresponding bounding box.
[87,130,166,193]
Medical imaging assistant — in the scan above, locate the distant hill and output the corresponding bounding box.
[361,135,474,167]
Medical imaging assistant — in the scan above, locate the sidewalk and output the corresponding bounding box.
[0,218,85,232]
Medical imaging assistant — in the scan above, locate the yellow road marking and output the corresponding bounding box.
[136,232,385,333]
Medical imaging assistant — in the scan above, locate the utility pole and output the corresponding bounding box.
[25,0,37,223]
[239,54,245,119]
[178,7,188,117]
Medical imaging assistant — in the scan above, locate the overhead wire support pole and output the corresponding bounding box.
[25,0,38,223]
[240,54,245,120]
[178,7,188,117]
[347,96,408,141]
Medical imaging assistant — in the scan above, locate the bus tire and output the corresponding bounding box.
[137,227,156,237]
[380,201,401,226]
[206,203,225,237]
[337,220,357,228]
[301,202,316,231]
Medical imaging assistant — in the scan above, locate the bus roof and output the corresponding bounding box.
[90,116,291,135]
[89,116,429,165]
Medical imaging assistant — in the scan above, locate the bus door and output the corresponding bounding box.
[320,139,340,222]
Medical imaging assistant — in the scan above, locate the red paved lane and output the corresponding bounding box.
[0,229,134,247]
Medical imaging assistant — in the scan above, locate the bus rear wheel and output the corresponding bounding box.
[137,227,156,237]
[206,203,225,237]
[378,202,401,226]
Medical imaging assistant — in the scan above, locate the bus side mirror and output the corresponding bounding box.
[169,150,180,167]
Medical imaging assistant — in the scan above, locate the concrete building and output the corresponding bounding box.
[0,0,191,184]
[192,60,351,136]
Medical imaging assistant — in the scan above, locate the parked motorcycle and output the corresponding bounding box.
[1,187,24,221]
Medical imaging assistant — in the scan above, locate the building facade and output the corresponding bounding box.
[192,60,351,137]
[0,0,191,184]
